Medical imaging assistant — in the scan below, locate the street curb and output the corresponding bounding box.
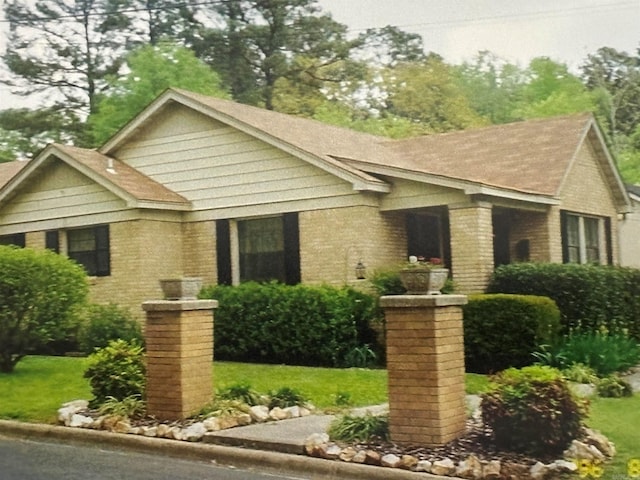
[0,420,460,480]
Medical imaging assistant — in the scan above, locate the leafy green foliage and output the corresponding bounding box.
[0,246,88,373]
[561,363,598,384]
[77,303,143,354]
[267,387,308,409]
[596,375,634,398]
[98,394,146,419]
[84,339,146,406]
[89,42,229,145]
[216,383,264,406]
[328,413,389,442]
[200,282,381,367]
[481,366,588,456]
[533,332,640,376]
[369,267,456,296]
[463,294,562,373]
[488,263,640,338]
[199,398,250,418]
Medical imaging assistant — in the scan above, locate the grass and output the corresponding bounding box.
[586,395,640,479]
[1,356,638,479]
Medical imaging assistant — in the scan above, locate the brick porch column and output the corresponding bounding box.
[380,294,467,446]
[449,202,494,293]
[142,299,217,420]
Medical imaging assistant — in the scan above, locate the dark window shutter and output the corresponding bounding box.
[560,210,569,263]
[216,219,232,285]
[283,212,301,285]
[45,231,60,253]
[95,225,110,276]
[605,217,613,265]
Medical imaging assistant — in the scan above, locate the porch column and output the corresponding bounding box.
[142,299,217,420]
[449,202,494,293]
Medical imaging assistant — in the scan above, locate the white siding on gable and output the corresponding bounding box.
[380,178,466,211]
[114,105,360,214]
[0,160,126,227]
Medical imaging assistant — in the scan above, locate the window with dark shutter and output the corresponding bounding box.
[68,225,110,276]
[45,231,60,253]
[0,233,25,248]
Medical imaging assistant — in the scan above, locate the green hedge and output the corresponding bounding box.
[488,263,640,338]
[199,282,381,367]
[463,293,561,374]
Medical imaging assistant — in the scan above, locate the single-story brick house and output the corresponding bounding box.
[0,88,631,315]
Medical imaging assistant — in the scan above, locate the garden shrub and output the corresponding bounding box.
[217,383,263,406]
[596,375,634,398]
[533,331,640,376]
[0,245,88,372]
[328,413,389,442]
[463,294,561,373]
[84,339,146,406]
[98,394,146,419]
[77,303,143,354]
[199,282,381,367]
[481,365,588,456]
[488,263,639,337]
[267,387,308,409]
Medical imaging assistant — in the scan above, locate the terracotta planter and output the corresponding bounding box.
[159,277,203,301]
[399,268,449,295]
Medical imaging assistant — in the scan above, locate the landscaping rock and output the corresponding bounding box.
[552,459,578,473]
[381,453,401,468]
[583,427,616,457]
[183,422,206,442]
[338,446,358,462]
[321,444,342,460]
[564,439,605,462]
[482,459,501,479]
[249,405,270,423]
[156,424,172,438]
[269,407,290,421]
[304,432,329,457]
[284,406,301,418]
[431,458,456,476]
[364,450,381,466]
[455,454,483,479]
[399,455,418,470]
[415,460,432,473]
[351,450,367,464]
[203,417,221,431]
[69,414,94,428]
[500,461,531,480]
[236,413,252,426]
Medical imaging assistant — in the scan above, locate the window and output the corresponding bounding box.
[561,212,609,264]
[216,214,300,285]
[406,211,451,266]
[45,231,59,253]
[67,225,110,276]
[0,233,25,248]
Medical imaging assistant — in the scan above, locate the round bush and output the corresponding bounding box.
[481,365,587,456]
[84,339,146,406]
[0,245,88,372]
[463,294,561,373]
[77,303,143,354]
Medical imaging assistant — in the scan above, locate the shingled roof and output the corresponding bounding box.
[0,144,190,209]
[349,113,596,197]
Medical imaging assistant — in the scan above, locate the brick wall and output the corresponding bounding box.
[183,220,217,285]
[448,203,494,293]
[509,207,563,263]
[299,205,406,285]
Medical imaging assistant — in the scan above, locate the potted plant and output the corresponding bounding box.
[159,277,203,300]
[398,256,449,295]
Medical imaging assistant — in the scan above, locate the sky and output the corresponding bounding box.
[1,0,639,110]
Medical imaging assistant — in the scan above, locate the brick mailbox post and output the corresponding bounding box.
[142,298,217,421]
[380,294,467,446]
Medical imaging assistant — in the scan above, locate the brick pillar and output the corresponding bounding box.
[380,295,467,446]
[142,300,217,420]
[449,202,494,293]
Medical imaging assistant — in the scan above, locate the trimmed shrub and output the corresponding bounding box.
[596,375,634,398]
[77,303,143,354]
[533,331,640,376]
[84,339,146,406]
[488,263,639,337]
[0,246,88,372]
[199,282,381,367]
[463,294,561,374]
[481,365,587,456]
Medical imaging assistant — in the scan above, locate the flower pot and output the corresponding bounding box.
[399,268,449,295]
[159,277,203,301]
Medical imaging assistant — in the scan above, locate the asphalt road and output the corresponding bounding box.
[0,436,307,480]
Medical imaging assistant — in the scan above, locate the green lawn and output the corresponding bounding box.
[1,356,637,479]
